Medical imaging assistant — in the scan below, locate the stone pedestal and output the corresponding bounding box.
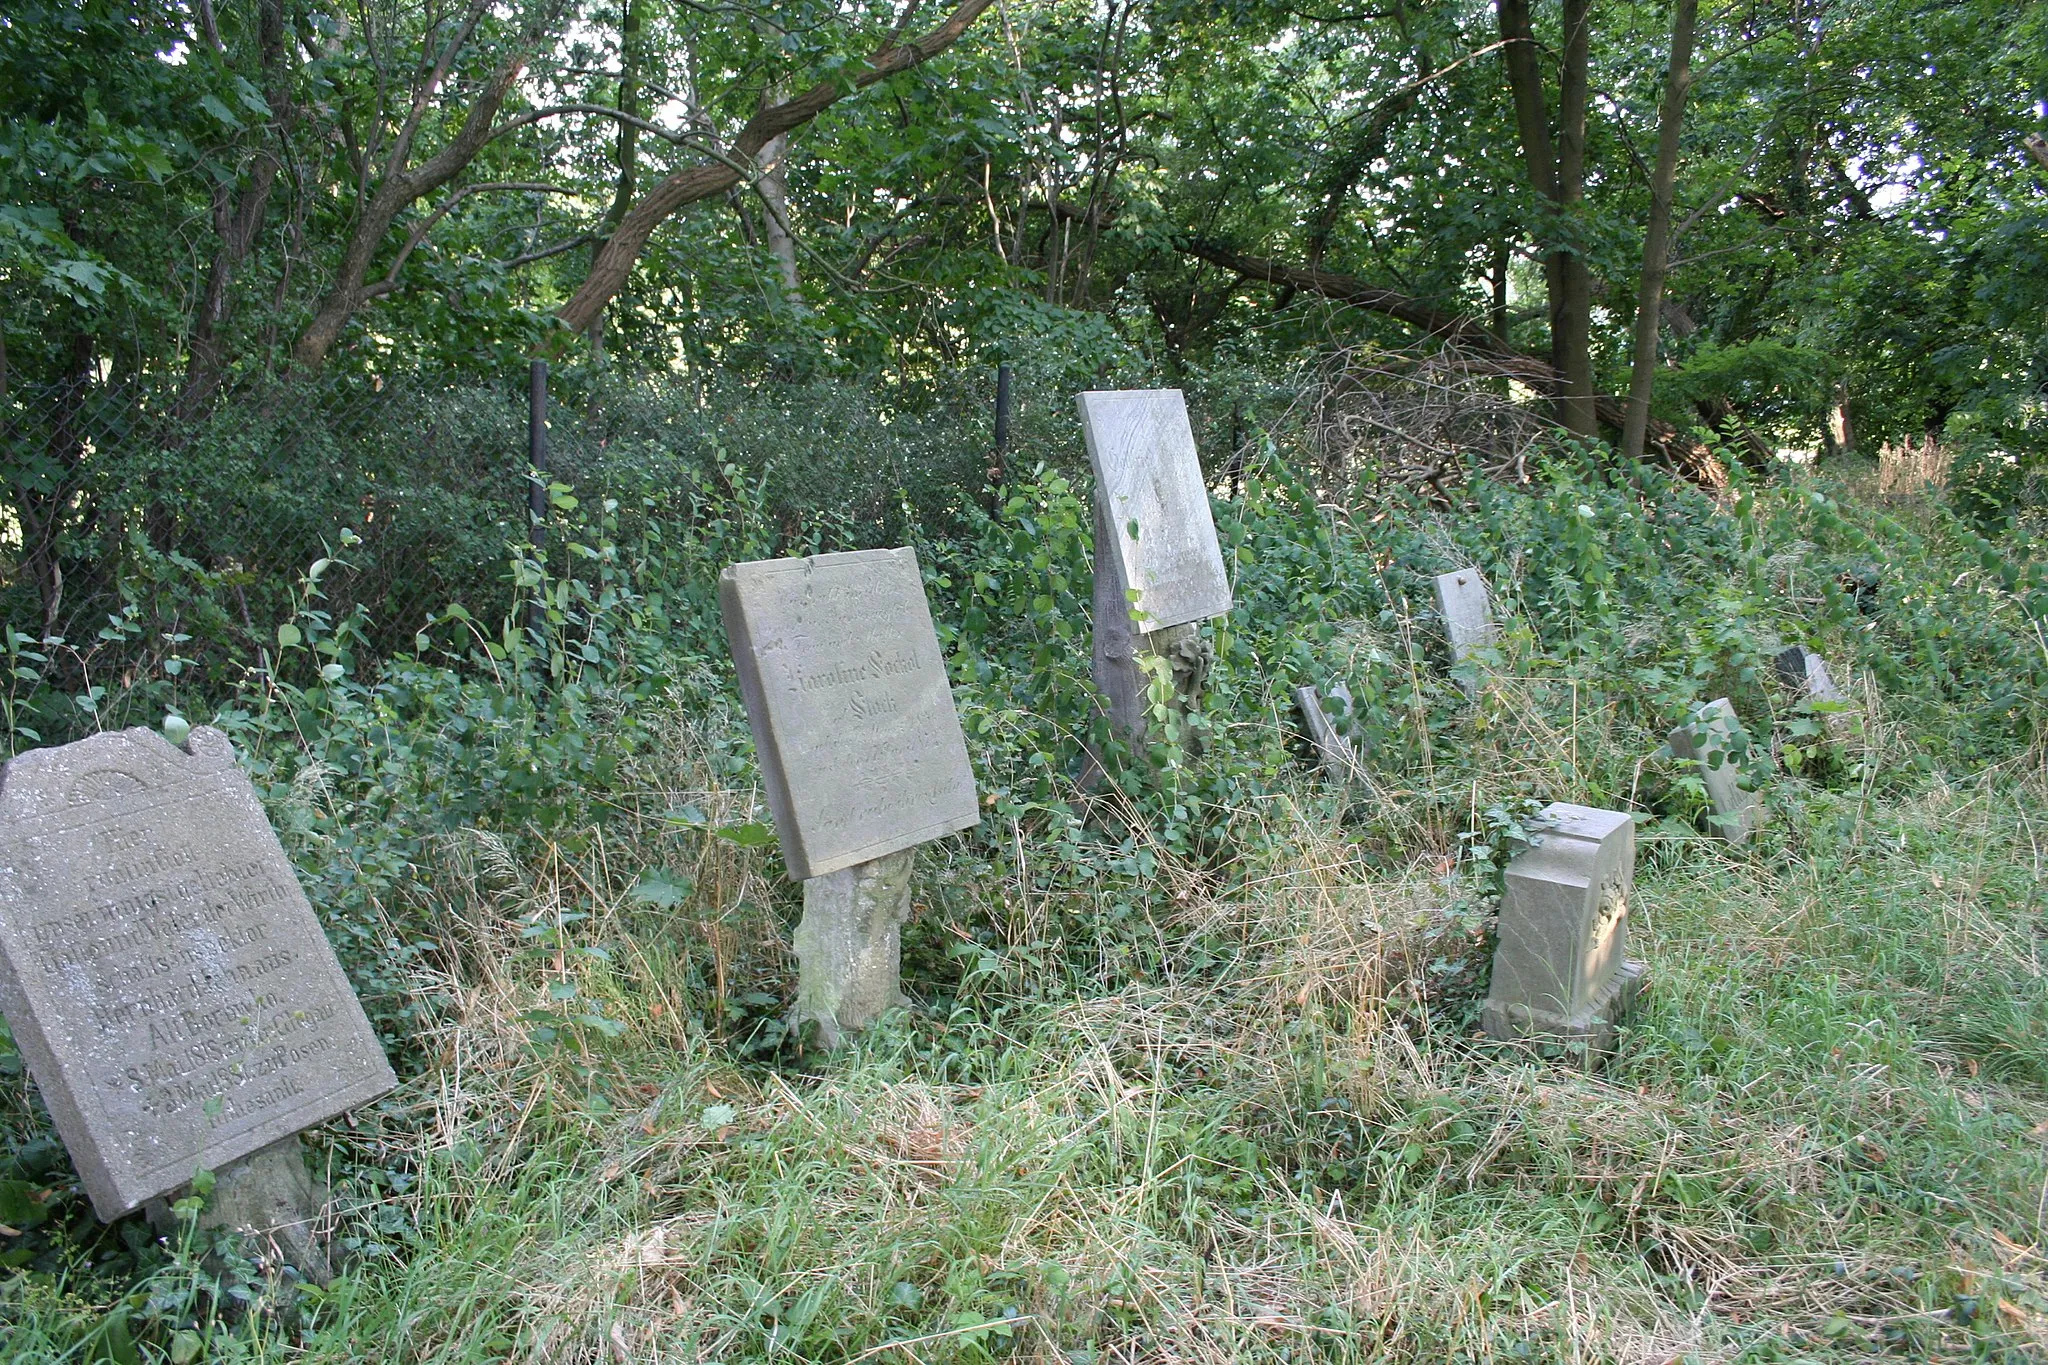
[792,848,916,1050]
[1483,803,1646,1065]
[145,1134,333,1285]
[1294,681,1364,783]
[1668,697,1765,843]
[1091,501,1212,751]
[1433,568,1496,695]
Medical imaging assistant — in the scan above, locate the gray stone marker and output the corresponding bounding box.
[719,548,979,1046]
[1775,645,1845,706]
[0,726,395,1240]
[1077,390,1232,748]
[1433,568,1496,694]
[1667,697,1765,843]
[1294,681,1365,784]
[1483,802,1645,1062]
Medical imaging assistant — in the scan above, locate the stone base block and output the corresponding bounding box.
[793,848,916,1050]
[145,1134,333,1286]
[1483,959,1646,1068]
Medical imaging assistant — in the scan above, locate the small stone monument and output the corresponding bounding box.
[720,548,980,1048]
[1433,568,1496,694]
[1667,697,1765,843]
[1077,389,1233,750]
[0,726,396,1275]
[1294,681,1365,784]
[1483,802,1645,1062]
[1775,645,1845,706]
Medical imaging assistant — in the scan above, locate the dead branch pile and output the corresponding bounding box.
[1283,343,1555,499]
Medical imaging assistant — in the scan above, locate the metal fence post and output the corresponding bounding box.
[989,362,1012,495]
[526,360,548,640]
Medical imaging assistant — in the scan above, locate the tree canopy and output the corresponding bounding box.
[2,0,2044,485]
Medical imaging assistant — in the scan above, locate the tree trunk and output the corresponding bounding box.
[1552,0,1596,436]
[1621,0,1696,463]
[555,0,997,337]
[758,122,803,306]
[588,0,646,356]
[178,0,291,417]
[292,1,542,370]
[1496,0,1597,436]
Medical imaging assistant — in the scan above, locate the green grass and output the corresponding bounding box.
[38,731,2032,1364]
[4,462,2047,1363]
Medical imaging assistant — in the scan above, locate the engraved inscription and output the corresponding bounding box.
[721,549,980,880]
[0,726,396,1218]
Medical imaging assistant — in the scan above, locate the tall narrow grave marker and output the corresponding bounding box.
[1433,568,1496,695]
[1667,697,1765,843]
[1294,681,1365,784]
[0,727,395,1245]
[1483,802,1645,1063]
[1077,390,1232,748]
[720,548,979,1047]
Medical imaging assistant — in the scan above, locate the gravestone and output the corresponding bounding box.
[1667,697,1765,843]
[1482,803,1645,1062]
[1077,390,1232,749]
[0,726,395,1248]
[1433,568,1496,694]
[1775,645,1845,706]
[1294,681,1365,784]
[720,548,979,1046]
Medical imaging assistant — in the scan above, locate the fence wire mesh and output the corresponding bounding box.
[2,372,555,706]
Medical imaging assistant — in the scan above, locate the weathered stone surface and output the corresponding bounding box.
[1483,803,1645,1062]
[1433,567,1496,668]
[0,727,396,1221]
[1294,681,1364,783]
[1667,697,1765,843]
[146,1134,332,1285]
[1077,389,1232,632]
[791,848,915,1050]
[1775,645,1845,705]
[720,548,980,882]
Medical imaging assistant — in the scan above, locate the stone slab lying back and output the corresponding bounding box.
[1077,390,1232,631]
[0,727,395,1220]
[720,547,980,882]
[1667,697,1765,843]
[1294,681,1365,783]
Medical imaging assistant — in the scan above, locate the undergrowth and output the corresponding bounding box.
[1,439,2045,1362]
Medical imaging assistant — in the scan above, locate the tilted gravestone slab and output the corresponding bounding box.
[1774,645,1845,705]
[720,548,980,884]
[1294,681,1365,784]
[1483,802,1645,1061]
[1433,568,1496,665]
[1667,697,1765,843]
[0,727,396,1221]
[1077,390,1232,632]
[721,549,980,1047]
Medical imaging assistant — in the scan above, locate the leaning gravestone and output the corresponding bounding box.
[1294,681,1365,785]
[1433,568,1496,695]
[1482,803,1645,1063]
[1077,390,1233,750]
[720,548,980,1048]
[0,726,395,1274]
[1775,645,1846,706]
[1667,697,1765,843]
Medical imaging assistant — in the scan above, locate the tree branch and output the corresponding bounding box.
[1176,237,1732,485]
[555,0,998,336]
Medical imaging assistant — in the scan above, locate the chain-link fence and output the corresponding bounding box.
[2,370,551,708]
